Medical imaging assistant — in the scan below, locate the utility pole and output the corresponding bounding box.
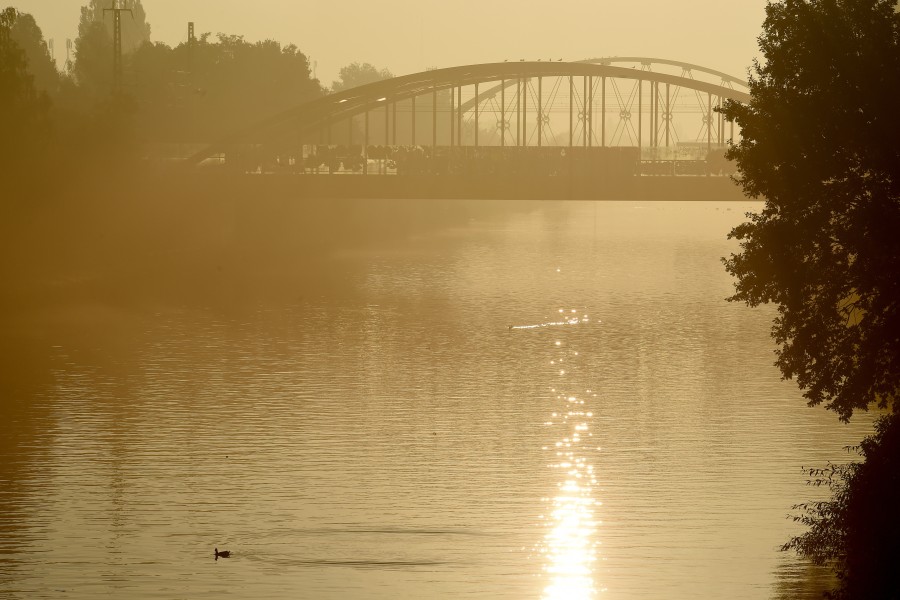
[103,0,132,91]
[187,22,196,143]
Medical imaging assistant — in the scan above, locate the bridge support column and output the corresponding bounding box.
[707,91,712,155]
[665,83,672,148]
[474,83,479,147]
[501,79,506,147]
[716,96,725,146]
[601,76,606,147]
[638,79,642,150]
[716,97,720,146]
[718,96,724,146]
[450,85,455,149]
[588,76,593,147]
[581,75,587,148]
[392,101,396,145]
[568,76,573,148]
[432,87,437,169]
[411,96,416,145]
[521,78,526,147]
[516,79,521,146]
[537,76,542,147]
[658,82,663,147]
[364,105,369,175]
[457,85,462,146]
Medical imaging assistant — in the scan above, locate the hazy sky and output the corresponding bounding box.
[15,1,768,85]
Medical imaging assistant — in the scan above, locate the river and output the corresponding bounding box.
[0,199,871,599]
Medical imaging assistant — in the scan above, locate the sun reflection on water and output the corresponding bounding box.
[539,322,601,600]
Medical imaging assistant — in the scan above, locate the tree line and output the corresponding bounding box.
[0,1,393,176]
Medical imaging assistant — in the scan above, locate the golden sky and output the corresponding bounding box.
[15,0,767,84]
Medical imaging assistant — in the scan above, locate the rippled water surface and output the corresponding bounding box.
[1,200,872,599]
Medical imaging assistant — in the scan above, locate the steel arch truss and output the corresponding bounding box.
[188,60,749,165]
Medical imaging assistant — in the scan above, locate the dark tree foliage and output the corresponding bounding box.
[331,62,393,92]
[0,8,50,171]
[720,0,900,422]
[129,34,323,142]
[73,18,111,92]
[783,413,900,599]
[8,11,58,95]
[722,2,900,597]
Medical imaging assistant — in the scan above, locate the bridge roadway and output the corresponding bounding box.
[173,171,746,202]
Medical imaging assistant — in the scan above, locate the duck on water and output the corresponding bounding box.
[214,548,231,560]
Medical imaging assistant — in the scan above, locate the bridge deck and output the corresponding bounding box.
[176,172,745,202]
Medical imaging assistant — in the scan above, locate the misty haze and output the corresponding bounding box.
[2,2,898,599]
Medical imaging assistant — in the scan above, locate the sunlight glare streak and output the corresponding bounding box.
[539,315,600,600]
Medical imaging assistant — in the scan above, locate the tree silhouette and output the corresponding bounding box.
[128,33,322,142]
[8,11,58,96]
[0,8,50,171]
[782,412,900,599]
[721,2,900,597]
[721,0,900,422]
[331,62,393,92]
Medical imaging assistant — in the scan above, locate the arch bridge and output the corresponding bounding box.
[190,57,749,173]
